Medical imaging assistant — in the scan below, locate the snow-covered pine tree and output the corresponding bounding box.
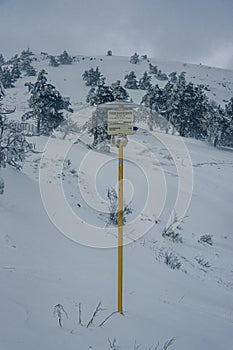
[158,71,186,134]
[0,114,33,194]
[82,67,105,87]
[49,56,60,67]
[141,84,164,112]
[0,80,5,98]
[0,66,15,88]
[22,70,73,134]
[86,83,114,106]
[168,71,178,83]
[141,54,148,60]
[130,52,140,64]
[206,101,225,146]
[11,62,21,81]
[0,117,32,169]
[0,54,5,66]
[138,72,152,90]
[148,63,158,75]
[156,69,168,81]
[124,71,138,89]
[7,54,20,66]
[89,107,110,149]
[25,64,37,77]
[141,84,164,130]
[87,81,129,147]
[221,98,233,147]
[20,48,34,60]
[59,50,73,65]
[191,84,209,138]
[86,87,97,106]
[20,58,36,76]
[161,78,180,134]
[174,81,208,138]
[111,80,129,101]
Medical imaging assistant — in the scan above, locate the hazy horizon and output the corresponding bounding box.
[0,0,232,69]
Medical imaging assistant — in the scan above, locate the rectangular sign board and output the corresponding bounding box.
[108,110,134,124]
[107,110,134,135]
[108,124,135,135]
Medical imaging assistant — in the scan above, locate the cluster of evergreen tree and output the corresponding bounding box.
[124,71,138,89]
[130,52,140,64]
[82,67,105,87]
[148,63,168,81]
[0,54,5,66]
[124,71,152,90]
[0,111,33,193]
[0,79,4,98]
[0,53,18,88]
[49,56,60,67]
[0,115,32,170]
[207,98,233,147]
[12,49,37,77]
[0,66,15,88]
[0,81,34,193]
[85,68,232,148]
[124,63,168,91]
[22,70,73,135]
[129,52,148,64]
[49,50,73,67]
[86,80,129,147]
[86,80,129,106]
[0,49,37,89]
[141,71,233,146]
[59,50,73,65]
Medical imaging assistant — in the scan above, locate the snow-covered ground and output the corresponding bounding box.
[0,54,233,350]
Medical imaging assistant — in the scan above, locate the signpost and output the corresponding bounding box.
[118,141,124,314]
[108,109,134,136]
[107,104,136,314]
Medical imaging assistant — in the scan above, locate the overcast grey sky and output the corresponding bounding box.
[0,0,233,69]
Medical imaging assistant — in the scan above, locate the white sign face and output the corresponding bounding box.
[108,110,134,124]
[108,124,134,135]
[107,110,134,135]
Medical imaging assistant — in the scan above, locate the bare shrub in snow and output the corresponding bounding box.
[57,117,80,139]
[198,234,213,246]
[108,338,119,350]
[98,311,118,327]
[162,229,183,243]
[195,256,211,268]
[53,304,68,327]
[134,341,142,350]
[162,212,183,243]
[163,337,176,349]
[164,252,182,270]
[107,187,133,225]
[86,301,103,328]
[133,337,176,350]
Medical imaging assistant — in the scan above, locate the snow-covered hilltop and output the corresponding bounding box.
[0,50,233,350]
[2,49,233,147]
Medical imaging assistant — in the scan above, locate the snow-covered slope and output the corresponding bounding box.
[0,54,233,350]
[4,54,233,121]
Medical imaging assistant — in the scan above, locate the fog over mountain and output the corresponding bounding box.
[0,0,233,69]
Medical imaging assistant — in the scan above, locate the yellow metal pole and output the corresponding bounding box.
[118,141,124,314]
